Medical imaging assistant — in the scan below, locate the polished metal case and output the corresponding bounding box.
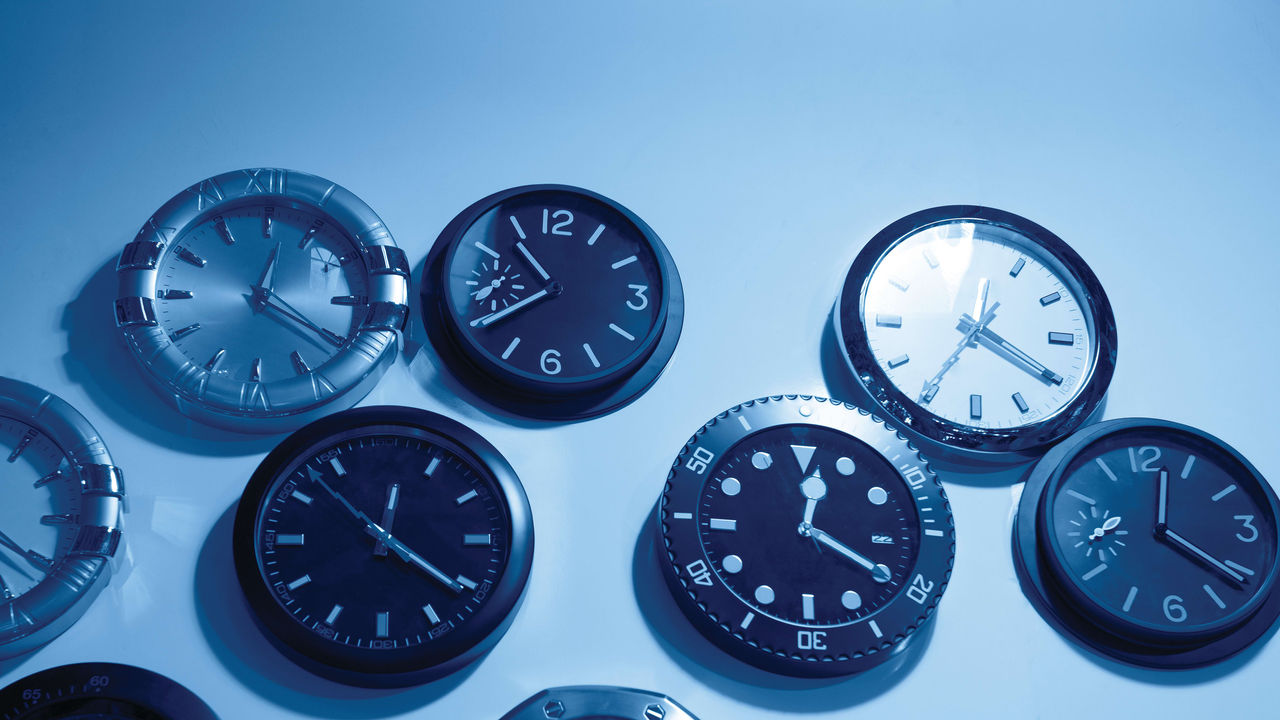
[834,205,1118,459]
[499,686,700,720]
[658,394,955,676]
[0,378,125,659]
[115,168,409,434]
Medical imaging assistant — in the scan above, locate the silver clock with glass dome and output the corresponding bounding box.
[115,168,410,433]
[834,206,1117,458]
[0,377,125,659]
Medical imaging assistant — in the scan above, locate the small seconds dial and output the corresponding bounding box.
[233,406,533,686]
[422,185,684,419]
[1014,418,1280,668]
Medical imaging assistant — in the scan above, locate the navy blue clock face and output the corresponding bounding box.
[443,190,663,387]
[233,407,533,686]
[659,396,954,677]
[1043,428,1278,641]
[696,425,921,628]
[422,185,684,419]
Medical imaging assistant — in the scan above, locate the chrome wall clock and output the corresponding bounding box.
[834,206,1117,458]
[115,168,410,434]
[500,686,700,720]
[420,184,684,420]
[232,405,533,686]
[0,377,125,659]
[0,662,218,720]
[1013,418,1280,667]
[657,395,954,676]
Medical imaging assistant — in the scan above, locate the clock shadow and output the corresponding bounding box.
[630,504,933,712]
[818,313,1056,488]
[60,254,281,457]
[193,503,474,717]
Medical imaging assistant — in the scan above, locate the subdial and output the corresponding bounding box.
[467,257,526,314]
[1067,505,1128,561]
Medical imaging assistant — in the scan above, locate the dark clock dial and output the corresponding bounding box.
[421,184,684,419]
[1014,417,1280,668]
[233,406,533,686]
[658,395,954,677]
[0,663,218,720]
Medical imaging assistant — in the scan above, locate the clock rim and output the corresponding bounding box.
[0,662,219,720]
[834,204,1118,458]
[231,405,534,687]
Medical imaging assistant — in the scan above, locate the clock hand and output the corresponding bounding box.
[250,285,346,347]
[0,529,52,573]
[372,482,400,558]
[1156,467,1169,531]
[973,277,990,321]
[256,241,282,291]
[956,315,1065,385]
[799,469,826,527]
[472,286,556,328]
[1158,527,1247,584]
[803,526,892,583]
[472,276,506,302]
[307,467,464,593]
[515,241,552,281]
[917,300,1001,403]
[1089,515,1122,541]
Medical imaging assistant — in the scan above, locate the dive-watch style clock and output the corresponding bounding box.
[232,406,533,686]
[657,395,954,676]
[115,168,410,434]
[421,184,684,419]
[835,206,1117,458]
[0,378,125,659]
[1014,418,1280,667]
[500,686,700,720]
[0,663,219,720]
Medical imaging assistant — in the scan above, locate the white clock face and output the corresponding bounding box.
[861,220,1095,430]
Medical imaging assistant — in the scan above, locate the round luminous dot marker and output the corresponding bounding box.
[754,585,775,605]
[836,456,855,475]
[841,590,862,610]
[867,486,888,505]
[722,555,743,574]
[751,451,772,470]
[799,405,813,417]
[721,477,741,496]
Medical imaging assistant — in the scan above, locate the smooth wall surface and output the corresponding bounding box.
[2,2,1278,718]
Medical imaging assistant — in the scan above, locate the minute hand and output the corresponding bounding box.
[808,527,892,583]
[957,315,1064,385]
[474,287,551,328]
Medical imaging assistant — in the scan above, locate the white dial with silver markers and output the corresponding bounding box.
[835,206,1117,457]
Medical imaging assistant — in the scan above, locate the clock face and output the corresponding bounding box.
[153,201,369,386]
[837,206,1116,456]
[116,168,410,433]
[658,396,953,677]
[233,406,532,686]
[1014,417,1280,668]
[423,185,684,419]
[1042,426,1278,641]
[0,663,219,720]
[0,417,81,599]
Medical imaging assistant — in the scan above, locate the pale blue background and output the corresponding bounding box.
[2,2,1278,718]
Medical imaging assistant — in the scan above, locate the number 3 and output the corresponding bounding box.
[1236,515,1259,543]
[626,284,648,310]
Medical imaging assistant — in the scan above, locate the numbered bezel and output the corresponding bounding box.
[0,663,218,720]
[420,184,684,420]
[232,406,534,686]
[0,378,125,660]
[115,168,410,434]
[657,395,954,677]
[499,685,700,720]
[834,205,1117,458]
[1013,417,1280,668]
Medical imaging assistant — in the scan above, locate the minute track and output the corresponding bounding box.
[657,394,954,677]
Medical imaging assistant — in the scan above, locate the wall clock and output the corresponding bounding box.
[499,685,700,720]
[1013,417,1280,667]
[0,662,218,720]
[115,168,410,434]
[834,206,1117,459]
[0,378,125,659]
[420,184,684,420]
[232,405,533,686]
[656,394,954,676]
